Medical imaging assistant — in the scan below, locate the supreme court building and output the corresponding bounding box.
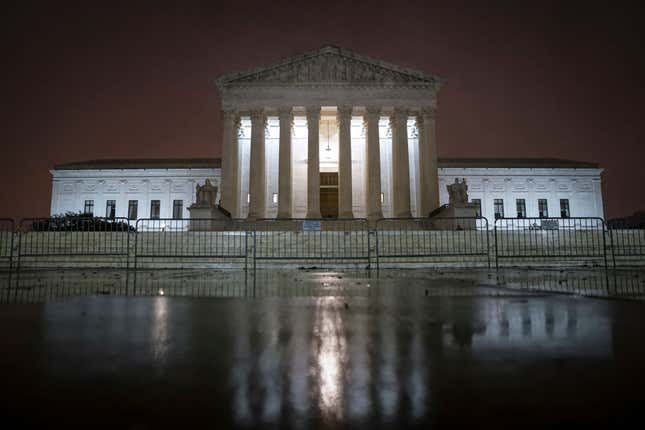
[50,46,605,222]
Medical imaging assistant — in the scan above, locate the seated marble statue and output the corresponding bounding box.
[195,179,218,206]
[447,178,469,205]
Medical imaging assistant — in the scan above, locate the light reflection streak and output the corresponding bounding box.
[151,297,169,364]
[314,298,347,421]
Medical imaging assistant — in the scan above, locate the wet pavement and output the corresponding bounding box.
[1,269,645,427]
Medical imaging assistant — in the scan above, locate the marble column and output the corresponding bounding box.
[365,106,383,223]
[390,107,411,218]
[418,108,439,215]
[247,109,266,219]
[337,105,353,218]
[277,107,293,218]
[220,109,237,216]
[306,106,321,218]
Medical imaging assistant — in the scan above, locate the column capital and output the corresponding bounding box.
[365,106,381,117]
[420,107,437,119]
[277,106,293,117]
[250,108,266,119]
[305,106,321,121]
[337,105,353,117]
[222,107,238,117]
[390,107,408,127]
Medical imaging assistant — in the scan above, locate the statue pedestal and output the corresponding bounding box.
[431,203,480,230]
[188,205,219,231]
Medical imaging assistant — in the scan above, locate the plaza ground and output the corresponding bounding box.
[1,268,644,427]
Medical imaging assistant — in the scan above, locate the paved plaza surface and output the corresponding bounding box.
[1,269,645,428]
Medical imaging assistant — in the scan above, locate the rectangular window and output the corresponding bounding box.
[494,199,504,219]
[128,200,138,220]
[516,199,526,218]
[560,199,570,218]
[150,200,160,220]
[83,200,94,216]
[538,199,549,218]
[105,200,116,219]
[172,200,183,220]
[471,198,482,217]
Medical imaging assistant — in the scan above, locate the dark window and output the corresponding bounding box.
[83,200,94,216]
[516,199,526,218]
[494,199,504,219]
[172,200,183,220]
[150,200,160,220]
[471,198,482,217]
[128,200,138,220]
[105,200,116,219]
[538,199,549,218]
[560,199,570,218]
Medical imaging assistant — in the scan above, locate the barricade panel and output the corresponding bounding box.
[494,217,608,269]
[17,216,131,269]
[0,219,14,271]
[252,218,371,269]
[375,217,490,269]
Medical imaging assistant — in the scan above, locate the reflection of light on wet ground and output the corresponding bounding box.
[151,297,169,364]
[314,297,346,421]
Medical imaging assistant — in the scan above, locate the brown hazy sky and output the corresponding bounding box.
[1,0,644,219]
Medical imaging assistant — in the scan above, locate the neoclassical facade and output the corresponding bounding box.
[216,45,443,221]
[49,46,605,222]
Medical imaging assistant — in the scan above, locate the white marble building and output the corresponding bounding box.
[49,46,605,223]
[50,157,604,221]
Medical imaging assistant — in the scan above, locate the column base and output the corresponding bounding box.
[393,210,412,218]
[276,211,292,219]
[338,211,354,219]
[306,210,322,219]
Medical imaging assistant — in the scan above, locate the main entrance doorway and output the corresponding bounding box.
[320,172,339,218]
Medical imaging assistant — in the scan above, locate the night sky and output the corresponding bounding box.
[2,1,643,220]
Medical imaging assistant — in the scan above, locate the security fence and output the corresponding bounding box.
[0,219,14,271]
[494,217,608,269]
[133,218,250,271]
[0,215,643,272]
[252,218,371,269]
[375,217,491,270]
[608,220,645,266]
[16,217,131,269]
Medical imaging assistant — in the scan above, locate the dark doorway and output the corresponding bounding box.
[320,172,339,218]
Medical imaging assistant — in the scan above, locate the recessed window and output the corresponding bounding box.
[538,199,548,218]
[516,199,526,218]
[272,193,278,204]
[83,200,94,216]
[471,198,481,217]
[128,200,138,220]
[494,199,504,219]
[173,200,183,220]
[105,200,116,219]
[560,199,570,218]
[150,200,160,220]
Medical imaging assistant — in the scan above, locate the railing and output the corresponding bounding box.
[133,218,250,272]
[0,219,14,271]
[0,215,642,272]
[494,217,608,269]
[252,218,371,269]
[608,220,645,266]
[375,217,491,270]
[16,217,131,269]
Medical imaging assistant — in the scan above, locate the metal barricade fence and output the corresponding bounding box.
[375,217,490,270]
[133,218,250,271]
[493,217,608,269]
[608,219,645,267]
[252,218,371,269]
[0,219,14,271]
[16,217,132,270]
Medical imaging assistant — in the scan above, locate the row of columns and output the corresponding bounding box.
[220,106,439,221]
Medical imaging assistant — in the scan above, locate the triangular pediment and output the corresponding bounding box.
[216,45,443,88]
